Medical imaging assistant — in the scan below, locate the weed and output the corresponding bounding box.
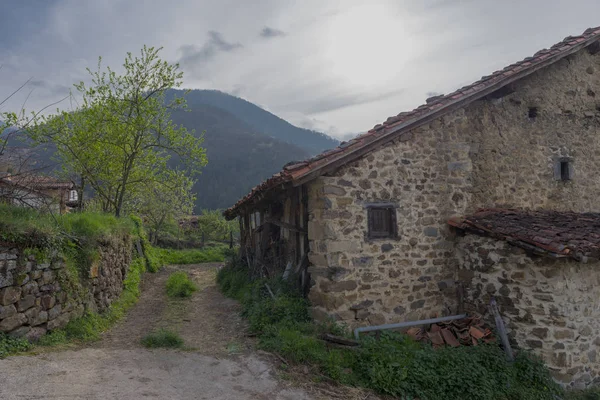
[217,263,564,400]
[141,329,184,348]
[37,330,68,346]
[166,271,198,298]
[0,333,32,358]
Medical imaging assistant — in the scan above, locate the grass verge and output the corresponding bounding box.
[166,271,198,298]
[155,246,230,265]
[141,329,184,348]
[217,262,567,400]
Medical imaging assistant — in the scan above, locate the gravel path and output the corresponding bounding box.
[0,263,312,400]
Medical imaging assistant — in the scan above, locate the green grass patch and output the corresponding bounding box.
[0,333,32,358]
[217,263,565,400]
[166,271,198,298]
[156,246,228,265]
[141,329,184,348]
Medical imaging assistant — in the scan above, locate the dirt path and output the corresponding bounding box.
[0,263,309,400]
[0,263,376,400]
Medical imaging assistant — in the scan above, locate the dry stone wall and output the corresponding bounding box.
[0,236,132,341]
[457,234,600,389]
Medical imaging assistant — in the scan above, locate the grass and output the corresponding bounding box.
[141,329,184,348]
[217,262,566,400]
[155,245,229,265]
[0,333,32,358]
[0,204,134,249]
[166,271,198,298]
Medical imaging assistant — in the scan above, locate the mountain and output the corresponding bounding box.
[3,90,328,211]
[166,89,339,155]
[168,105,309,210]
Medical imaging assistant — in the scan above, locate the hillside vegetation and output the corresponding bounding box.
[166,89,339,155]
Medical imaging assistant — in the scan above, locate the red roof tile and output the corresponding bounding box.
[224,27,600,219]
[448,209,600,261]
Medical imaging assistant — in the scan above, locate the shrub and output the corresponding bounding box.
[0,333,32,358]
[166,271,198,298]
[141,329,184,348]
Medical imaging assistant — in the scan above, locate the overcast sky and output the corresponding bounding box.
[1,0,599,139]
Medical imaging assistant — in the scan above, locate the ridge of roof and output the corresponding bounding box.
[224,26,600,219]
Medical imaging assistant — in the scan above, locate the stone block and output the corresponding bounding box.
[0,313,27,332]
[9,326,31,338]
[25,327,47,343]
[320,279,357,293]
[16,295,36,312]
[0,271,14,289]
[322,185,346,196]
[48,304,62,321]
[47,313,70,331]
[424,227,438,237]
[327,241,358,253]
[0,304,17,319]
[42,270,55,285]
[0,287,21,306]
[30,270,42,280]
[21,281,39,296]
[41,295,56,310]
[0,253,17,261]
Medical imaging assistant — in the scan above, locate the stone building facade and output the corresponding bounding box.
[225,27,600,387]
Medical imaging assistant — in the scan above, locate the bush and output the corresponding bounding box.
[216,262,564,400]
[0,333,32,358]
[141,329,184,348]
[166,271,198,298]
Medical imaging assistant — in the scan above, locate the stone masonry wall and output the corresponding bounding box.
[306,47,600,329]
[0,235,132,341]
[457,234,600,388]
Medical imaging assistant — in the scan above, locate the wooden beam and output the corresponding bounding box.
[264,217,307,234]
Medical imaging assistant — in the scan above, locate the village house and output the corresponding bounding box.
[0,173,78,214]
[225,27,600,387]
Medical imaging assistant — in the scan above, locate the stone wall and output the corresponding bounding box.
[457,234,600,388]
[306,46,600,328]
[0,236,132,341]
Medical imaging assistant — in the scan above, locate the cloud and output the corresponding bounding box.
[260,27,286,38]
[177,31,242,70]
[29,79,71,97]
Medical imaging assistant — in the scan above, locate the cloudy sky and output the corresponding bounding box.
[1,0,599,139]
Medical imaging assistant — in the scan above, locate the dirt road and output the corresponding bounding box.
[0,263,311,400]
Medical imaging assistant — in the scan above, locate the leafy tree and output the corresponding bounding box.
[129,170,195,244]
[34,46,207,216]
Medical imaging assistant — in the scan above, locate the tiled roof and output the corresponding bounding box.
[0,175,74,191]
[224,27,600,219]
[449,209,600,261]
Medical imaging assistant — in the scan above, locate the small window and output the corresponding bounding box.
[528,107,538,120]
[367,205,397,239]
[554,158,573,181]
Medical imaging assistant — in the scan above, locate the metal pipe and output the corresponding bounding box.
[353,314,467,340]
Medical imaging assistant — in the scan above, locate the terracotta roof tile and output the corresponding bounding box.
[224,26,600,219]
[449,209,600,261]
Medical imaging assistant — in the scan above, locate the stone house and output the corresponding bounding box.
[0,174,78,214]
[225,27,600,387]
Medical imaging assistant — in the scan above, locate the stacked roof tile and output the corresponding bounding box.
[224,27,600,219]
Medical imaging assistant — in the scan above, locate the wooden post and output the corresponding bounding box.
[489,297,514,361]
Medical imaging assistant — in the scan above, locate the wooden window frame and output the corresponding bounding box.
[366,203,398,240]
